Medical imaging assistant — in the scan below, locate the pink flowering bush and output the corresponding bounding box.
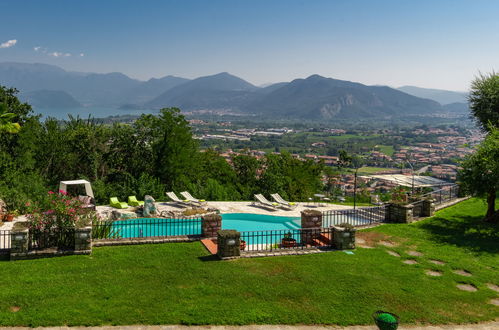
[26,190,85,231]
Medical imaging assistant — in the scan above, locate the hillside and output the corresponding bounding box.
[19,90,81,108]
[244,75,443,119]
[397,86,468,105]
[146,72,258,110]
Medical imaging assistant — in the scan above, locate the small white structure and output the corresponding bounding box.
[59,180,94,198]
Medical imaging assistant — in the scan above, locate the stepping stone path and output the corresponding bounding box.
[486,283,499,292]
[407,250,423,257]
[379,240,396,247]
[429,259,446,265]
[356,238,374,248]
[425,269,443,276]
[403,259,418,265]
[456,283,478,292]
[489,298,499,306]
[453,269,473,277]
[386,250,400,257]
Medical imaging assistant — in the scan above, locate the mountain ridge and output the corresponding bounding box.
[0,62,465,120]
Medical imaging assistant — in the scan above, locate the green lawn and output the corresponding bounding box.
[377,145,395,157]
[357,166,397,174]
[0,198,497,326]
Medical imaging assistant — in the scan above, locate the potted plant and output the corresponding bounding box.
[4,211,16,222]
[372,310,399,330]
[240,240,246,251]
[281,231,297,248]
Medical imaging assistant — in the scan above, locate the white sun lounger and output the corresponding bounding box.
[180,191,207,206]
[253,194,279,210]
[271,193,298,210]
[166,192,192,207]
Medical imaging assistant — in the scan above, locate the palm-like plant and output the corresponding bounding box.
[0,102,21,133]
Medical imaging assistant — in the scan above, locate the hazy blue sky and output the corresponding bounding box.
[0,0,497,90]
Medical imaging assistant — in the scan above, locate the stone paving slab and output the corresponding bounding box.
[1,323,499,330]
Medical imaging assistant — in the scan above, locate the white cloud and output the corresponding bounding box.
[49,51,71,57]
[34,46,42,52]
[79,53,84,57]
[0,39,17,48]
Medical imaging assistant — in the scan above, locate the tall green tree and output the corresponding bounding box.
[469,72,499,132]
[458,127,499,223]
[140,108,200,191]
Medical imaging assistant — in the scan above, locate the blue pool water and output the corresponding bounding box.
[222,213,301,231]
[111,213,301,239]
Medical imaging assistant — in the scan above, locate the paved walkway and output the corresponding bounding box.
[95,201,354,218]
[0,323,498,330]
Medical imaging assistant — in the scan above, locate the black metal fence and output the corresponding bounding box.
[322,206,385,227]
[92,217,202,240]
[28,228,75,250]
[410,185,460,217]
[0,230,10,253]
[426,185,459,205]
[240,227,333,252]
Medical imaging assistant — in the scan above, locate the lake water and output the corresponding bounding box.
[33,107,159,120]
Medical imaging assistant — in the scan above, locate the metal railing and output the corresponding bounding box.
[92,217,202,240]
[240,227,333,252]
[28,228,76,250]
[322,206,385,227]
[426,185,459,205]
[409,184,460,217]
[0,230,11,253]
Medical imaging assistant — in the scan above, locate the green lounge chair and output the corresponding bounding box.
[128,195,144,207]
[110,197,129,209]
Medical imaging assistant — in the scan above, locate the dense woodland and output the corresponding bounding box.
[0,87,325,212]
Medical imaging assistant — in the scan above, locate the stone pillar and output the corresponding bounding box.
[301,209,323,245]
[421,199,435,217]
[386,204,414,223]
[331,225,356,249]
[10,227,29,260]
[74,227,92,253]
[217,229,240,259]
[201,213,222,238]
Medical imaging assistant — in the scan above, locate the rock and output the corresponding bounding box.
[143,195,157,217]
[111,210,137,220]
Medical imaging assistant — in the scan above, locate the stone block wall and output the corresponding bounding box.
[301,209,323,228]
[202,214,222,238]
[421,199,436,217]
[10,228,29,259]
[301,210,322,245]
[74,227,92,252]
[217,229,240,259]
[331,225,356,250]
[385,203,414,223]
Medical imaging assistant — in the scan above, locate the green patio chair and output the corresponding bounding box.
[128,195,144,207]
[110,197,129,209]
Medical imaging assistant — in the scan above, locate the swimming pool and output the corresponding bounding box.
[222,213,301,231]
[110,213,301,239]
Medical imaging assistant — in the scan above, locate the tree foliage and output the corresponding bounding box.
[458,127,499,222]
[469,72,499,132]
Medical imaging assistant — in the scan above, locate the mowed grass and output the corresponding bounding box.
[0,198,498,326]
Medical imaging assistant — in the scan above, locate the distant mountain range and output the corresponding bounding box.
[0,62,470,120]
[397,86,468,105]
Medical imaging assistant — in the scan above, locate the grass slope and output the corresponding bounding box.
[0,198,497,326]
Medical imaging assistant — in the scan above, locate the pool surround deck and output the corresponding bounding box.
[95,201,353,219]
